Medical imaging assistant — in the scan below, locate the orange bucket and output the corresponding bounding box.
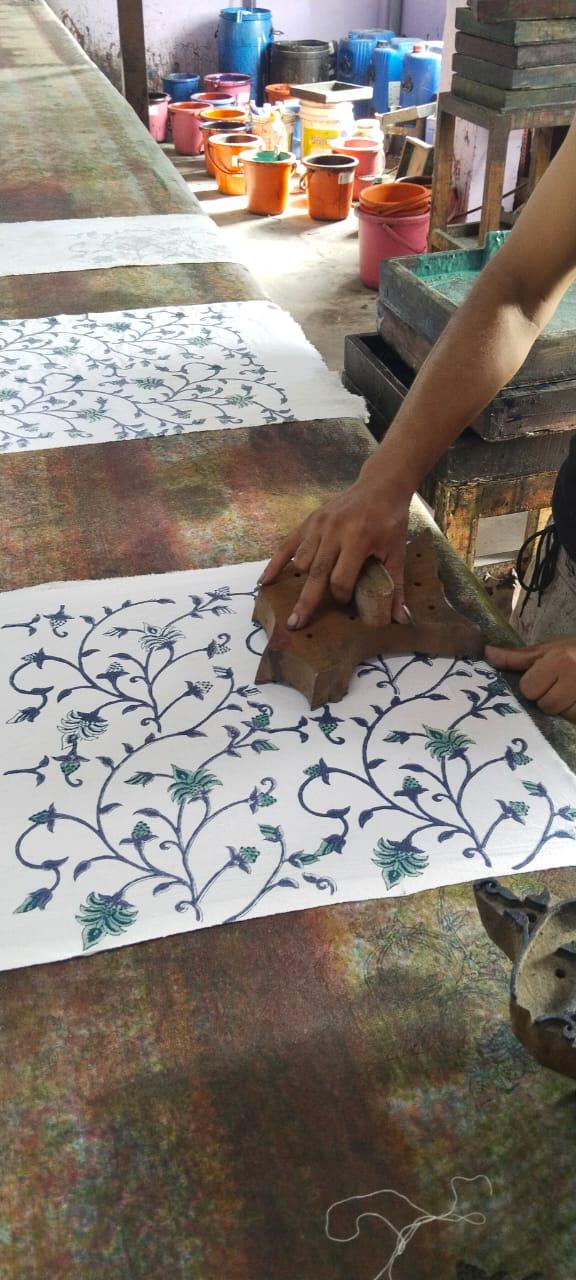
[210,132,260,195]
[359,181,430,216]
[302,153,359,222]
[199,106,248,174]
[265,83,299,106]
[240,150,296,215]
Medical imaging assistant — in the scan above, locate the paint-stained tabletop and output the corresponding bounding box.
[0,4,575,1279]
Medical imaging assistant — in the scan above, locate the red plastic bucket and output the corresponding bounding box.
[357,205,430,288]
[329,136,382,200]
[204,72,252,105]
[169,102,213,156]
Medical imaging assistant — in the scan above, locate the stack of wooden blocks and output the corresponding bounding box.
[453,0,576,110]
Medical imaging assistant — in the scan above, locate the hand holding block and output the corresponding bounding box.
[254,529,484,708]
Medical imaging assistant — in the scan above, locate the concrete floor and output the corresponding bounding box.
[168,146,530,567]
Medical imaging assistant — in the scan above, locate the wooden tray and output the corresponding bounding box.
[452,73,576,108]
[455,31,576,67]
[453,51,576,88]
[455,5,576,43]
[469,0,576,21]
[289,80,373,103]
[378,234,576,389]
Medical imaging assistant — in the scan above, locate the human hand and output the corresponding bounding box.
[486,637,576,721]
[259,465,412,629]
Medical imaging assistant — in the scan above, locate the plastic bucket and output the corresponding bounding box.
[302,153,358,222]
[169,102,215,156]
[200,114,248,174]
[148,93,170,143]
[204,71,252,105]
[190,91,234,105]
[359,180,430,216]
[217,7,272,105]
[300,99,355,158]
[241,150,296,215]
[210,131,260,194]
[270,39,333,86]
[329,135,382,199]
[357,205,430,287]
[163,73,201,102]
[265,82,298,106]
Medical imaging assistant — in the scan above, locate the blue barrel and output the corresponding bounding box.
[400,47,441,107]
[349,28,395,42]
[337,36,375,86]
[162,73,201,102]
[373,44,404,112]
[218,7,272,106]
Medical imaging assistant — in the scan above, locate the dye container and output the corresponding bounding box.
[400,45,441,107]
[217,7,272,105]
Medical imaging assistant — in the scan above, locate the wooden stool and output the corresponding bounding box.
[344,332,570,566]
[429,91,575,250]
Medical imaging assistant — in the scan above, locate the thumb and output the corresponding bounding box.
[485,643,544,672]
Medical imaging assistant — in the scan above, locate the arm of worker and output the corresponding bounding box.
[262,116,576,629]
[486,638,576,722]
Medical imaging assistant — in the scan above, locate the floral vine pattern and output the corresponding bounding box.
[0,301,361,453]
[2,562,575,969]
[0,214,235,278]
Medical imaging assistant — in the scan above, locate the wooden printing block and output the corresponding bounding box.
[475,879,576,1082]
[253,528,484,709]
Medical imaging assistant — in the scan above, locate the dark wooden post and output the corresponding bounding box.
[117,0,149,128]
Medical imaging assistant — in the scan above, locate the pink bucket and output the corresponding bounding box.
[357,205,430,288]
[204,72,252,105]
[168,101,211,156]
[148,93,170,143]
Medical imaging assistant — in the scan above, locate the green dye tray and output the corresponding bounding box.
[379,232,576,386]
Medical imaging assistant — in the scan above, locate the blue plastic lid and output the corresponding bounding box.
[220,6,272,19]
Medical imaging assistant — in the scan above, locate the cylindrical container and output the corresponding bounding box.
[217,7,272,106]
[148,93,170,143]
[200,108,248,173]
[349,28,395,41]
[163,73,201,102]
[354,117,382,140]
[204,71,252,105]
[373,43,404,112]
[241,150,296,215]
[265,83,298,106]
[329,135,382,200]
[357,204,430,287]
[302,153,358,222]
[337,36,375,87]
[359,180,430,217]
[210,131,260,194]
[284,103,300,156]
[190,90,234,106]
[300,99,355,158]
[400,45,441,107]
[169,102,213,156]
[270,39,333,86]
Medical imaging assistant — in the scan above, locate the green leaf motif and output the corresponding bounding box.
[251,739,278,754]
[131,821,153,844]
[239,846,259,865]
[372,837,429,891]
[259,824,282,843]
[0,388,16,401]
[135,378,165,390]
[424,726,473,761]
[30,804,57,832]
[522,781,547,797]
[168,764,222,804]
[76,893,137,952]
[385,730,411,744]
[559,805,576,821]
[78,409,105,422]
[294,837,340,867]
[401,775,426,795]
[126,771,155,787]
[15,887,53,913]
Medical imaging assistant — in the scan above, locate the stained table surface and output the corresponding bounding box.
[0,4,575,1279]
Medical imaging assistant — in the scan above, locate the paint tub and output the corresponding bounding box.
[163,73,201,102]
[300,99,355,159]
[302,153,358,222]
[241,150,296,215]
[190,91,234,106]
[359,180,430,216]
[148,93,170,143]
[204,71,252,106]
[169,102,216,155]
[265,83,297,106]
[210,132,260,194]
[357,204,430,287]
[329,136,382,200]
[217,7,272,104]
[200,111,248,174]
[354,117,382,141]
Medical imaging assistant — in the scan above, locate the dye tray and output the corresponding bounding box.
[379,232,576,386]
[289,80,373,103]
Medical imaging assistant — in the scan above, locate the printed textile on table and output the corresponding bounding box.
[0,301,365,453]
[1,561,575,971]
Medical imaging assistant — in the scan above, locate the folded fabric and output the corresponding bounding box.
[0,213,237,276]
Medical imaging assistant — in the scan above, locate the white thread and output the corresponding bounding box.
[325,1173,493,1280]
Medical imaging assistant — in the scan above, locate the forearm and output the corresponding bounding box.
[361,263,541,494]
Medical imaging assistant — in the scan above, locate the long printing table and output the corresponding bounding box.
[1,5,575,1279]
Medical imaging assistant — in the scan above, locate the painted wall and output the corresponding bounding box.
[379,0,446,40]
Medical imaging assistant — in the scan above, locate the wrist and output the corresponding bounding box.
[359,448,416,501]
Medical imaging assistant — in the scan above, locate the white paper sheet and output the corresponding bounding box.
[0,214,237,276]
[1,562,575,971]
[0,301,365,452]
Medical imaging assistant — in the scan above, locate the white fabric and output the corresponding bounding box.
[0,214,238,276]
[1,560,575,972]
[0,300,365,452]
